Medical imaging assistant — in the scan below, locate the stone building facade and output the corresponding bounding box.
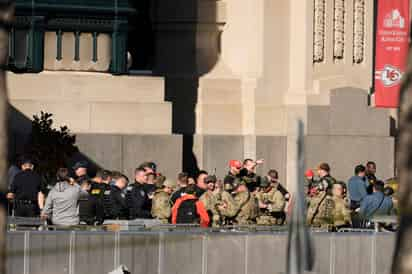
[7,0,397,189]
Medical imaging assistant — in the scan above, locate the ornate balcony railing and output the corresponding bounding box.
[7,0,135,74]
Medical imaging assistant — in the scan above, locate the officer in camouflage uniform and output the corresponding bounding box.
[315,163,337,194]
[199,175,218,224]
[151,179,176,223]
[255,177,286,225]
[199,176,238,227]
[239,159,264,192]
[306,189,335,229]
[331,182,351,228]
[230,178,258,225]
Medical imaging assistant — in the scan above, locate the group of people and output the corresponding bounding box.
[6,156,397,229]
[305,161,396,229]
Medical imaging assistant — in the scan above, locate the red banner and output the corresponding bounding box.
[374,0,410,108]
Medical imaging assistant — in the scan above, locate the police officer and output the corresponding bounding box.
[79,179,105,225]
[316,163,337,193]
[73,161,89,184]
[8,157,44,217]
[365,161,378,194]
[306,186,335,229]
[103,174,129,220]
[126,167,151,219]
[239,158,264,192]
[231,178,258,225]
[331,182,351,229]
[151,179,176,223]
[255,177,286,225]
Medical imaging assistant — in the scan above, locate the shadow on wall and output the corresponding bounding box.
[151,0,221,177]
[8,104,102,177]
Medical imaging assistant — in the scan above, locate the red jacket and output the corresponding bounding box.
[171,194,210,227]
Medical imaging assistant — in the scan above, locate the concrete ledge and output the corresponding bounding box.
[8,72,166,103]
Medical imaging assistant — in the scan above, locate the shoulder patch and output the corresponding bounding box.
[91,189,101,195]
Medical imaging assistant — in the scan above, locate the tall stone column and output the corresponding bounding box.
[284,0,313,192]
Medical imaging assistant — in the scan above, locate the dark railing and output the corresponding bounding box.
[7,0,135,74]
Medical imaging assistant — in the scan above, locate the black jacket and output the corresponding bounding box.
[10,170,42,201]
[103,185,128,220]
[126,183,152,219]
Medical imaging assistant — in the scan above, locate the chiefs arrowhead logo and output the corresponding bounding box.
[376,65,403,87]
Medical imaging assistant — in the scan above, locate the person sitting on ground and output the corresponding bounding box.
[41,168,86,226]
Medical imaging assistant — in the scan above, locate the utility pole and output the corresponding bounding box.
[0,1,14,273]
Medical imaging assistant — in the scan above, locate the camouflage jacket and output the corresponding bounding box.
[201,190,238,227]
[332,196,351,227]
[307,191,335,228]
[151,189,171,223]
[255,187,286,213]
[233,191,258,225]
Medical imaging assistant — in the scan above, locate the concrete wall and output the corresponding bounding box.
[306,88,395,182]
[6,231,396,274]
[73,134,182,180]
[7,72,172,135]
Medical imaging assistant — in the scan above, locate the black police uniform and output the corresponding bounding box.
[126,182,151,219]
[10,170,42,217]
[366,174,377,194]
[79,183,109,225]
[102,185,128,220]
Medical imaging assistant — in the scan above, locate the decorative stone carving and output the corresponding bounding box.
[313,0,326,63]
[333,0,345,59]
[353,0,365,64]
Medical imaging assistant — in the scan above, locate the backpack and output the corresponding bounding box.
[176,198,199,224]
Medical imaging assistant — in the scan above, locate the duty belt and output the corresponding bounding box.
[15,200,36,205]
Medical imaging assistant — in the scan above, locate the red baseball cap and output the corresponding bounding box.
[229,160,242,169]
[305,169,314,177]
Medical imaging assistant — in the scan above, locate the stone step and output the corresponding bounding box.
[7,71,166,103]
[10,100,172,134]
